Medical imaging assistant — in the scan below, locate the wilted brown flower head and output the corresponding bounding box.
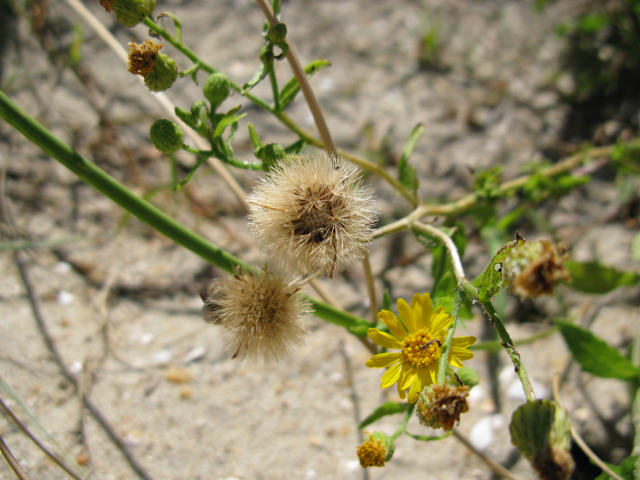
[356,432,387,468]
[247,153,376,277]
[127,39,162,76]
[503,239,570,299]
[417,383,470,431]
[200,267,310,362]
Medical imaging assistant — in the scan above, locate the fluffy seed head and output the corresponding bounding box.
[247,153,376,277]
[200,268,310,362]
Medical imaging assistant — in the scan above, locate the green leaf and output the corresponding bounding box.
[247,123,263,150]
[242,64,269,93]
[405,431,451,441]
[455,366,479,388]
[555,320,640,380]
[213,106,247,139]
[594,454,639,480]
[397,123,424,195]
[279,60,331,111]
[284,139,305,154]
[358,402,412,429]
[172,155,210,192]
[564,260,640,294]
[382,289,392,311]
[478,232,526,301]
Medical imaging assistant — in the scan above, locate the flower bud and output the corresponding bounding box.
[267,23,287,43]
[503,239,570,299]
[256,143,286,170]
[510,400,574,480]
[417,383,470,431]
[356,431,394,468]
[203,73,231,111]
[150,119,184,154]
[111,0,151,27]
[144,52,178,92]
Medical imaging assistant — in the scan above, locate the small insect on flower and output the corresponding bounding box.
[247,153,376,278]
[200,267,310,362]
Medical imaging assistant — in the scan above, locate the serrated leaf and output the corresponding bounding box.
[397,123,424,195]
[555,320,640,380]
[279,60,331,111]
[478,232,526,301]
[594,454,639,480]
[242,64,268,93]
[213,106,247,139]
[564,260,640,294]
[172,155,210,192]
[358,402,412,429]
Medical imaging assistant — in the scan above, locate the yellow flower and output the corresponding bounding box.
[366,293,476,404]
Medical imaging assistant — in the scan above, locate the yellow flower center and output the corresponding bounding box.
[401,328,442,368]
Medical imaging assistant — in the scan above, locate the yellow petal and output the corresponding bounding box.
[410,293,423,328]
[380,362,402,388]
[415,293,433,330]
[452,336,477,348]
[452,348,474,361]
[366,352,402,368]
[407,369,427,404]
[397,298,416,333]
[397,381,406,399]
[448,355,464,368]
[398,364,416,390]
[427,365,437,384]
[367,329,403,349]
[377,310,407,341]
[430,310,453,335]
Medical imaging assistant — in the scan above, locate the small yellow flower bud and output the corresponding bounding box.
[503,239,570,299]
[203,73,231,111]
[150,119,184,154]
[417,383,470,431]
[356,431,393,468]
[510,400,575,480]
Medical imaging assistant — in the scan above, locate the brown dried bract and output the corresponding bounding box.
[127,39,163,76]
[511,240,570,298]
[99,0,113,13]
[417,384,470,431]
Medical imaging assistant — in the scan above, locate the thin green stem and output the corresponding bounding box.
[436,287,464,384]
[182,146,263,170]
[0,90,371,335]
[390,403,415,440]
[461,278,536,402]
[268,65,281,111]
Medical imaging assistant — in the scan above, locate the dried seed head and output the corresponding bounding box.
[417,383,470,431]
[356,432,393,468]
[200,268,310,362]
[503,239,570,299]
[128,39,162,76]
[247,153,376,277]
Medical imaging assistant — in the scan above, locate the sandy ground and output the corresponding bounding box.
[1,0,639,479]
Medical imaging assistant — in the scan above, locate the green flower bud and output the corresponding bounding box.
[503,239,570,299]
[203,73,231,111]
[150,119,184,154]
[256,143,286,170]
[112,0,150,27]
[510,400,575,480]
[267,23,287,43]
[144,53,178,92]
